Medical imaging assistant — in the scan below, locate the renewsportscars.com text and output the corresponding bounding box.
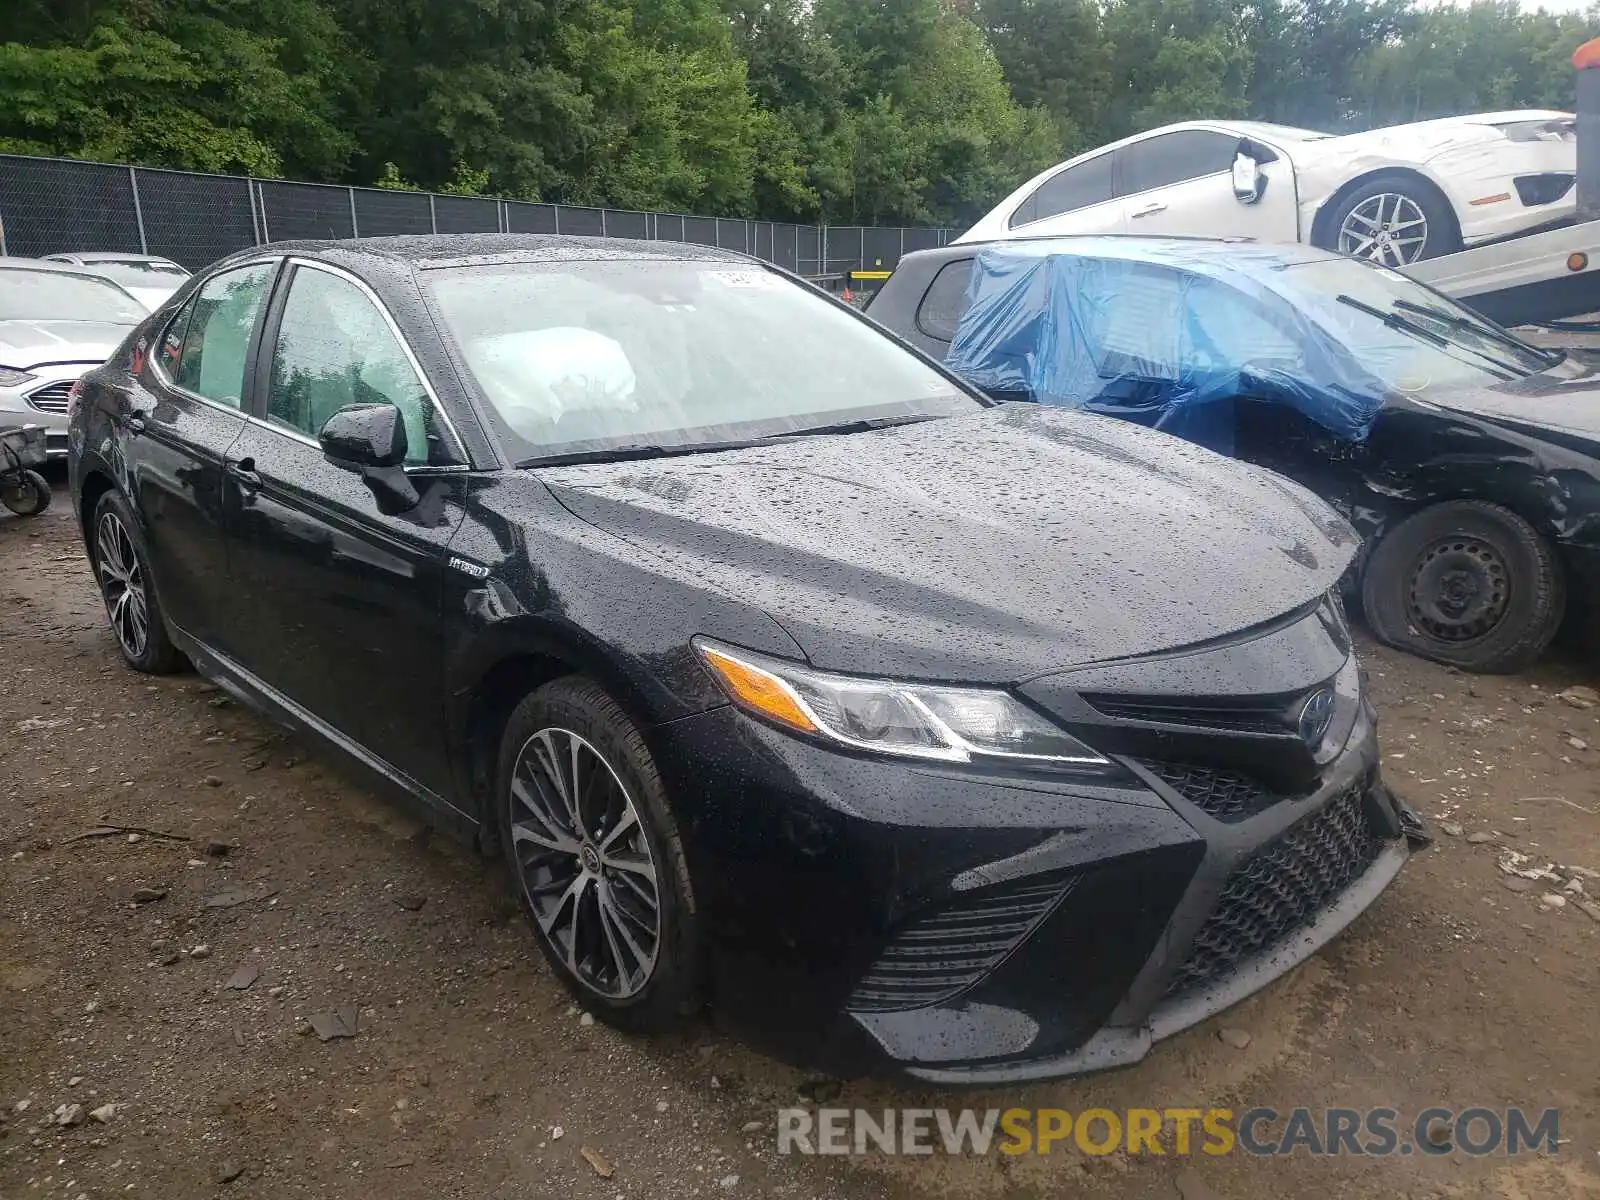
[776,1107,1559,1158]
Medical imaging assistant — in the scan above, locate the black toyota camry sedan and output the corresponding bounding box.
[68,235,1419,1082]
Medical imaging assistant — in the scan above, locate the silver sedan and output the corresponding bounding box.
[43,253,191,311]
[1,260,148,458]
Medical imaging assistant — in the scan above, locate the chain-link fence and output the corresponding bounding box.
[0,154,955,280]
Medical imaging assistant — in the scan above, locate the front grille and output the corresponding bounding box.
[1141,761,1289,823]
[847,877,1072,1013]
[1164,786,1382,997]
[25,380,74,413]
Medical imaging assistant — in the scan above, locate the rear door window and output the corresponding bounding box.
[174,263,275,408]
[1010,154,1115,228]
[158,301,194,377]
[915,259,976,342]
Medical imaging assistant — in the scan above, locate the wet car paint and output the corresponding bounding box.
[542,403,1359,681]
[68,234,1411,1081]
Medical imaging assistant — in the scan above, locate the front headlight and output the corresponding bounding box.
[695,639,1108,766]
[0,366,38,389]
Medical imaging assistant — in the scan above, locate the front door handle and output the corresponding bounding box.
[1130,201,1168,219]
[225,456,262,489]
[126,411,148,435]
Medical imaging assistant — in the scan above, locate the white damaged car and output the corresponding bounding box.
[958,111,1577,266]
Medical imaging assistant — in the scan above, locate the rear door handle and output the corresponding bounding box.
[225,456,261,489]
[1130,202,1168,219]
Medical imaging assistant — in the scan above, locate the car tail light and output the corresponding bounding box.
[1514,173,1576,206]
[66,379,85,422]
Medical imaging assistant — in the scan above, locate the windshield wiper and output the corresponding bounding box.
[763,413,943,439]
[1392,297,1558,371]
[515,438,771,468]
[1336,293,1451,346]
[1335,293,1516,381]
[516,413,946,466]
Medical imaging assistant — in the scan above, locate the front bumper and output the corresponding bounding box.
[3,374,77,459]
[653,688,1411,1082]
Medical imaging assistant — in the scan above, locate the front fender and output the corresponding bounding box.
[1296,157,1458,244]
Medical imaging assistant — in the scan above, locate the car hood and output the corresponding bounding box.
[1420,350,1600,442]
[1287,109,1571,167]
[0,319,135,369]
[540,404,1358,682]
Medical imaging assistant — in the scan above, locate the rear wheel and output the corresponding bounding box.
[497,676,701,1029]
[1361,500,1564,672]
[90,490,184,674]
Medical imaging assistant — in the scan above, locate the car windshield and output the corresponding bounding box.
[82,261,189,288]
[1281,258,1556,389]
[424,259,980,462]
[0,268,148,323]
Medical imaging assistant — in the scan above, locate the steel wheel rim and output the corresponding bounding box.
[509,727,661,999]
[1406,535,1510,643]
[1338,193,1429,266]
[95,511,149,659]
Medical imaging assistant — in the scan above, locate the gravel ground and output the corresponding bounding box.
[2,476,1598,1200]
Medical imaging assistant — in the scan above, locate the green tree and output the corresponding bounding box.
[0,0,355,176]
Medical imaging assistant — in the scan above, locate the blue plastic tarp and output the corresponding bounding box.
[943,239,1390,448]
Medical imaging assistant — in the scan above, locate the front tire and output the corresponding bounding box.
[89,490,184,674]
[1320,173,1461,266]
[1361,500,1564,673]
[497,676,702,1030]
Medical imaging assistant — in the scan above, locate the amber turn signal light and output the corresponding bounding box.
[697,644,818,733]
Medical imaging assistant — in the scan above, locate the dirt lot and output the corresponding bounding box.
[3,477,1599,1200]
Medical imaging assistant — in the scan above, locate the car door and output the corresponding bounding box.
[1116,129,1298,242]
[134,259,278,655]
[221,258,473,804]
[1004,151,1127,237]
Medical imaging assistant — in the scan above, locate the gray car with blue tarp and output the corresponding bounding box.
[866,235,1600,673]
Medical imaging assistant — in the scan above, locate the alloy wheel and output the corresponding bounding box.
[1406,535,1510,643]
[508,727,661,999]
[1338,193,1429,266]
[95,511,150,659]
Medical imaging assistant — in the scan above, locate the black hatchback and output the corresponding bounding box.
[68,235,1417,1082]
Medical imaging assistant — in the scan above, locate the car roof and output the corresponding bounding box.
[1,256,118,275]
[45,252,185,266]
[230,233,754,273]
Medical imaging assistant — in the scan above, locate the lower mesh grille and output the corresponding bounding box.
[1141,761,1289,823]
[847,877,1072,1013]
[1165,786,1382,997]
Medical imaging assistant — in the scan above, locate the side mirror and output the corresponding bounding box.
[1232,139,1272,205]
[318,402,418,514]
[319,402,407,470]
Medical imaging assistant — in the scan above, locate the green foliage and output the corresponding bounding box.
[0,1,355,176]
[2,0,1598,228]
